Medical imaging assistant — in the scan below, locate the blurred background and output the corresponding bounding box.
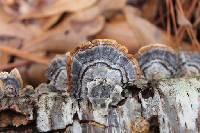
[0,0,199,86]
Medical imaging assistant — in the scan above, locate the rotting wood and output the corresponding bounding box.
[0,73,199,132]
[139,78,200,133]
[0,39,199,133]
[0,69,35,129]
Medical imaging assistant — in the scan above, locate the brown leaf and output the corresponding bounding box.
[71,0,126,21]
[123,6,174,48]
[23,16,105,52]
[70,15,105,36]
[20,0,97,19]
[96,20,141,53]
[0,20,35,40]
[142,0,159,21]
[0,37,22,66]
[41,14,63,30]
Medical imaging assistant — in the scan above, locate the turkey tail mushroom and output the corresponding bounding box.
[67,39,140,103]
[46,54,68,92]
[137,44,178,80]
[178,52,200,77]
[0,68,23,98]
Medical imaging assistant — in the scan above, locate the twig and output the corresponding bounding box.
[176,27,185,44]
[176,0,200,49]
[0,61,32,71]
[166,0,171,36]
[186,0,198,19]
[169,0,178,35]
[193,17,200,28]
[186,27,200,50]
[0,45,50,65]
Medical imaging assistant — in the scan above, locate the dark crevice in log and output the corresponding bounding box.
[148,115,160,133]
[116,97,127,106]
[87,100,93,110]
[127,84,141,97]
[45,126,69,133]
[141,84,155,99]
[0,120,37,133]
[73,112,79,120]
[0,109,31,128]
[79,120,107,128]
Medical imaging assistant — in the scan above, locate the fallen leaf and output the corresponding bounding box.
[123,6,174,47]
[20,0,97,19]
[96,20,141,53]
[23,16,105,52]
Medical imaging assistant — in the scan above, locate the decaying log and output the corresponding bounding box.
[0,72,199,132]
[0,39,199,132]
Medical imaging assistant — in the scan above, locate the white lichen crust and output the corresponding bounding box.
[140,77,200,132]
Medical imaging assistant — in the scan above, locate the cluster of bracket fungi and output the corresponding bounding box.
[0,39,200,132]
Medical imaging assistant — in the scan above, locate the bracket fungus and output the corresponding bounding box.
[35,39,142,132]
[68,39,140,103]
[62,39,141,127]
[0,68,23,98]
[137,44,178,80]
[46,54,68,92]
[0,69,35,128]
[178,52,200,77]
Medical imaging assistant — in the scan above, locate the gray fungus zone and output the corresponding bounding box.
[0,39,200,133]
